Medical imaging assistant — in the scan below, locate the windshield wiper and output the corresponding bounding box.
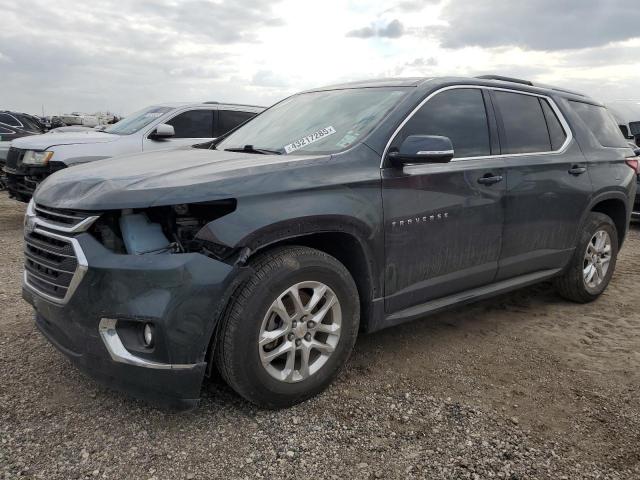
[224,145,282,155]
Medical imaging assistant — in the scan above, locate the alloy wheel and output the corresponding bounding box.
[258,281,342,383]
[583,230,612,289]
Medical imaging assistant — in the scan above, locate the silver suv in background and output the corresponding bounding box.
[4,102,264,201]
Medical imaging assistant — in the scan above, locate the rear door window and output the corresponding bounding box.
[215,110,256,137]
[166,109,214,138]
[393,88,491,158]
[569,101,629,148]
[492,91,552,154]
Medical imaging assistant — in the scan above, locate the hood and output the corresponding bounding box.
[11,131,120,150]
[34,147,330,210]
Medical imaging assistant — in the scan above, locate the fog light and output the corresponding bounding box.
[143,323,154,347]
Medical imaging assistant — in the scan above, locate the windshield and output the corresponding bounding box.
[104,106,172,135]
[217,87,409,155]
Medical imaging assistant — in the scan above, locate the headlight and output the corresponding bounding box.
[22,150,53,166]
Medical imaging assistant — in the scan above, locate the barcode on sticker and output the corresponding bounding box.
[284,126,336,154]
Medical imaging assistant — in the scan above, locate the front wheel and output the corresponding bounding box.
[555,212,619,303]
[215,246,360,408]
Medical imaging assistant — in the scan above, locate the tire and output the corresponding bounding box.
[215,246,360,408]
[555,212,618,303]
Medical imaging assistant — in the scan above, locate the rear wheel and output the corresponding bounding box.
[555,212,618,303]
[215,246,359,408]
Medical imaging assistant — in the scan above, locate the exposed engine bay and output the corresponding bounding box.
[88,200,237,260]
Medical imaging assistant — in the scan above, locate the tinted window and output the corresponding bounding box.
[0,113,21,127]
[167,110,214,138]
[540,99,567,150]
[493,91,551,154]
[393,88,490,158]
[570,102,629,148]
[215,110,256,137]
[619,125,630,139]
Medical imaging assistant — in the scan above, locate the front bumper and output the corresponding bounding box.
[23,232,237,409]
[4,165,47,202]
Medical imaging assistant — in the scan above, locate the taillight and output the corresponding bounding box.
[626,157,639,174]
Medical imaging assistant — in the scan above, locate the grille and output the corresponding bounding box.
[24,230,79,301]
[5,147,24,170]
[34,203,96,228]
[23,203,96,303]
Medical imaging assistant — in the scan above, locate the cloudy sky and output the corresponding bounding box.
[1,0,639,116]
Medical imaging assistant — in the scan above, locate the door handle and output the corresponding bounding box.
[568,165,587,175]
[477,174,504,185]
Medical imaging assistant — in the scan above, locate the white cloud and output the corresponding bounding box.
[0,0,638,117]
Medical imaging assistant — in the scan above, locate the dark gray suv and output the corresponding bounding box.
[22,76,638,409]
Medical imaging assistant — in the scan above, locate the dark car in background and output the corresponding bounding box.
[22,76,637,409]
[0,111,47,190]
[0,111,46,141]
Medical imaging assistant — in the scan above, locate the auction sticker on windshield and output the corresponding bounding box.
[284,126,336,154]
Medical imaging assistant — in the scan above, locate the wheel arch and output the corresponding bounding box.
[245,229,379,334]
[202,222,382,378]
[588,193,629,247]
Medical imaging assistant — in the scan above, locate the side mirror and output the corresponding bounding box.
[150,123,175,139]
[388,135,454,165]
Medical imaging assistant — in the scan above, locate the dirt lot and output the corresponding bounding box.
[1,193,639,479]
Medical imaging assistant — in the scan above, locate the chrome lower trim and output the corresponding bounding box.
[631,210,640,220]
[98,318,197,370]
[23,227,88,304]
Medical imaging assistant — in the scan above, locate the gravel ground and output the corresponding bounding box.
[1,193,639,479]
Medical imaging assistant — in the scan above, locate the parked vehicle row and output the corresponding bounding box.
[0,111,48,191]
[21,75,638,409]
[3,102,263,201]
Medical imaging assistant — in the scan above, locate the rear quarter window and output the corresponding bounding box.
[540,100,567,151]
[569,101,628,148]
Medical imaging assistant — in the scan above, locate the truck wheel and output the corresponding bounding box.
[215,246,360,408]
[555,212,618,303]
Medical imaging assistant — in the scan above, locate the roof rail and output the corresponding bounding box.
[547,86,587,98]
[203,101,266,108]
[476,75,533,86]
[204,101,219,104]
[477,75,588,97]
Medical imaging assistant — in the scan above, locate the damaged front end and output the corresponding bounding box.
[88,199,238,260]
[22,199,243,409]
